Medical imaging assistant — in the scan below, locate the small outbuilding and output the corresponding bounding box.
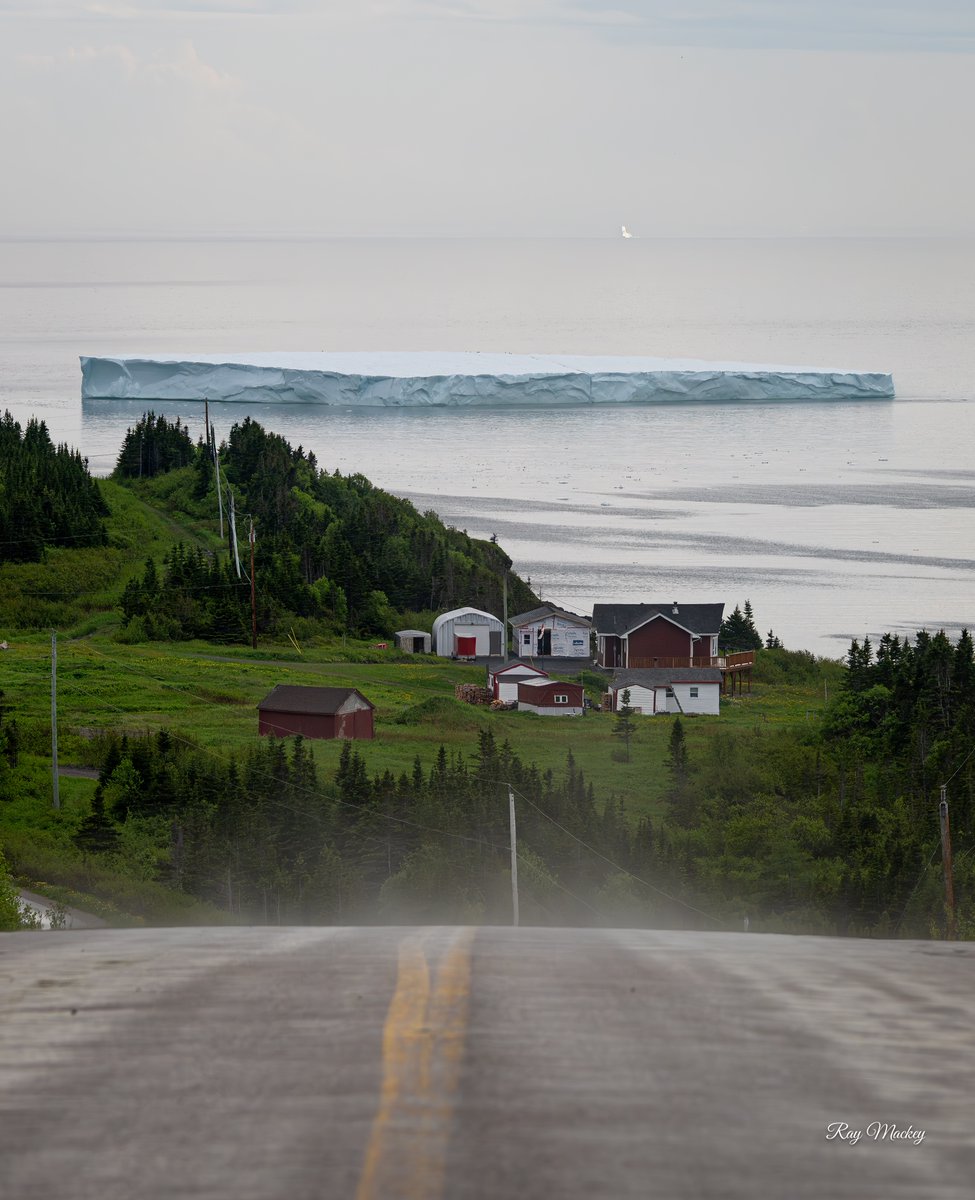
[517,680,585,716]
[432,606,505,658]
[489,660,550,704]
[258,685,375,740]
[509,604,592,658]
[394,629,432,654]
[608,668,722,716]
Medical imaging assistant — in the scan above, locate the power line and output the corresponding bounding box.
[506,781,727,928]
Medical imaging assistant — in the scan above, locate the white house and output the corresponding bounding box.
[509,604,592,659]
[489,660,550,704]
[432,607,505,658]
[609,668,722,716]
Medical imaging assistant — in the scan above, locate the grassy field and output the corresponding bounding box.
[2,630,840,825]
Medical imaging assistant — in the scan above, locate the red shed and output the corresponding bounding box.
[516,680,585,716]
[257,685,375,740]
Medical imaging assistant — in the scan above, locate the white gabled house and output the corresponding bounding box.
[509,604,592,659]
[489,660,550,704]
[609,667,723,716]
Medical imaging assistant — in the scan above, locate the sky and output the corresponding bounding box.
[2,1,974,237]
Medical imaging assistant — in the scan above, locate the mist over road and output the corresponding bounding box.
[1,927,971,1199]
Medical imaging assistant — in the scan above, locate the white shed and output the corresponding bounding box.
[394,629,432,654]
[610,668,722,716]
[432,607,505,658]
[490,661,550,703]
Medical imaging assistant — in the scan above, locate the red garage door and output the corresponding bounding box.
[456,636,477,656]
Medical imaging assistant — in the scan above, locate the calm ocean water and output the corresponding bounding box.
[1,237,973,655]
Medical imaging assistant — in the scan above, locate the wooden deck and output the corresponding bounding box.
[625,652,755,671]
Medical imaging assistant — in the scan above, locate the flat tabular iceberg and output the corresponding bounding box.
[80,351,894,407]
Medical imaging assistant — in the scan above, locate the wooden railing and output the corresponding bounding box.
[625,652,755,671]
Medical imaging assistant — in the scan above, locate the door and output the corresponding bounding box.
[489,630,502,656]
[456,636,477,657]
[413,636,426,653]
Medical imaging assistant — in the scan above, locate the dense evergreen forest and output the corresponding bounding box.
[115,413,537,639]
[0,411,108,563]
[60,726,647,925]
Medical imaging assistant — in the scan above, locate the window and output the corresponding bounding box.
[554,694,568,704]
[523,632,531,645]
[690,686,699,698]
[665,687,674,697]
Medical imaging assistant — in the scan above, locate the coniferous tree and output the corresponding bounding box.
[612,689,638,761]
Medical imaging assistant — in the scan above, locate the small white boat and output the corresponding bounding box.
[621,225,633,239]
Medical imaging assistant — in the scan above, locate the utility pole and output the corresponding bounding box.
[249,519,257,650]
[508,786,519,927]
[215,450,224,540]
[50,630,59,810]
[228,490,242,578]
[502,571,509,663]
[204,398,210,453]
[939,785,956,939]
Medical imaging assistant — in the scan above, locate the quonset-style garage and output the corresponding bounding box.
[257,685,375,740]
[431,607,505,658]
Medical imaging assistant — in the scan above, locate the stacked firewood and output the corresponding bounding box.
[455,683,493,705]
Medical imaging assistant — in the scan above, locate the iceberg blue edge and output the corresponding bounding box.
[80,352,895,407]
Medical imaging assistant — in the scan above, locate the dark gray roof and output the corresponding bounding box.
[592,603,724,637]
[509,604,591,628]
[610,668,723,688]
[258,685,374,714]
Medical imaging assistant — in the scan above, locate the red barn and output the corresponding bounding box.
[257,685,375,740]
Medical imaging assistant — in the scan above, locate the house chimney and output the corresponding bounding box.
[672,601,679,614]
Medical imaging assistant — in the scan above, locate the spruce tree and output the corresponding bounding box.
[612,689,638,761]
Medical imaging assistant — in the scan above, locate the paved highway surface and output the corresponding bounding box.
[1,926,972,1199]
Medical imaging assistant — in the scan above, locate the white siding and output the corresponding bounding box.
[616,685,655,715]
[496,674,547,703]
[432,608,504,656]
[670,683,720,715]
[514,616,590,658]
[519,698,584,716]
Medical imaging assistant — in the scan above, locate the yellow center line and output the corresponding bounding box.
[356,928,476,1200]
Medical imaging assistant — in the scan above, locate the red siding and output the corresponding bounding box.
[518,682,584,706]
[599,636,622,668]
[626,618,691,663]
[260,707,373,740]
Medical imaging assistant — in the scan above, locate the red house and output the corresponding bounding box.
[516,680,585,716]
[258,685,375,740]
[592,602,724,669]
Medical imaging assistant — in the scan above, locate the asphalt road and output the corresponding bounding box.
[1,926,972,1199]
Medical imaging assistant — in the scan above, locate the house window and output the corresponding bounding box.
[690,686,699,698]
[666,687,674,697]
[554,694,568,704]
[523,632,531,645]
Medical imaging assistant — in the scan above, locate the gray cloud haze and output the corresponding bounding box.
[2,1,974,235]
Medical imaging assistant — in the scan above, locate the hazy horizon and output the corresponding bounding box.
[3,2,974,240]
